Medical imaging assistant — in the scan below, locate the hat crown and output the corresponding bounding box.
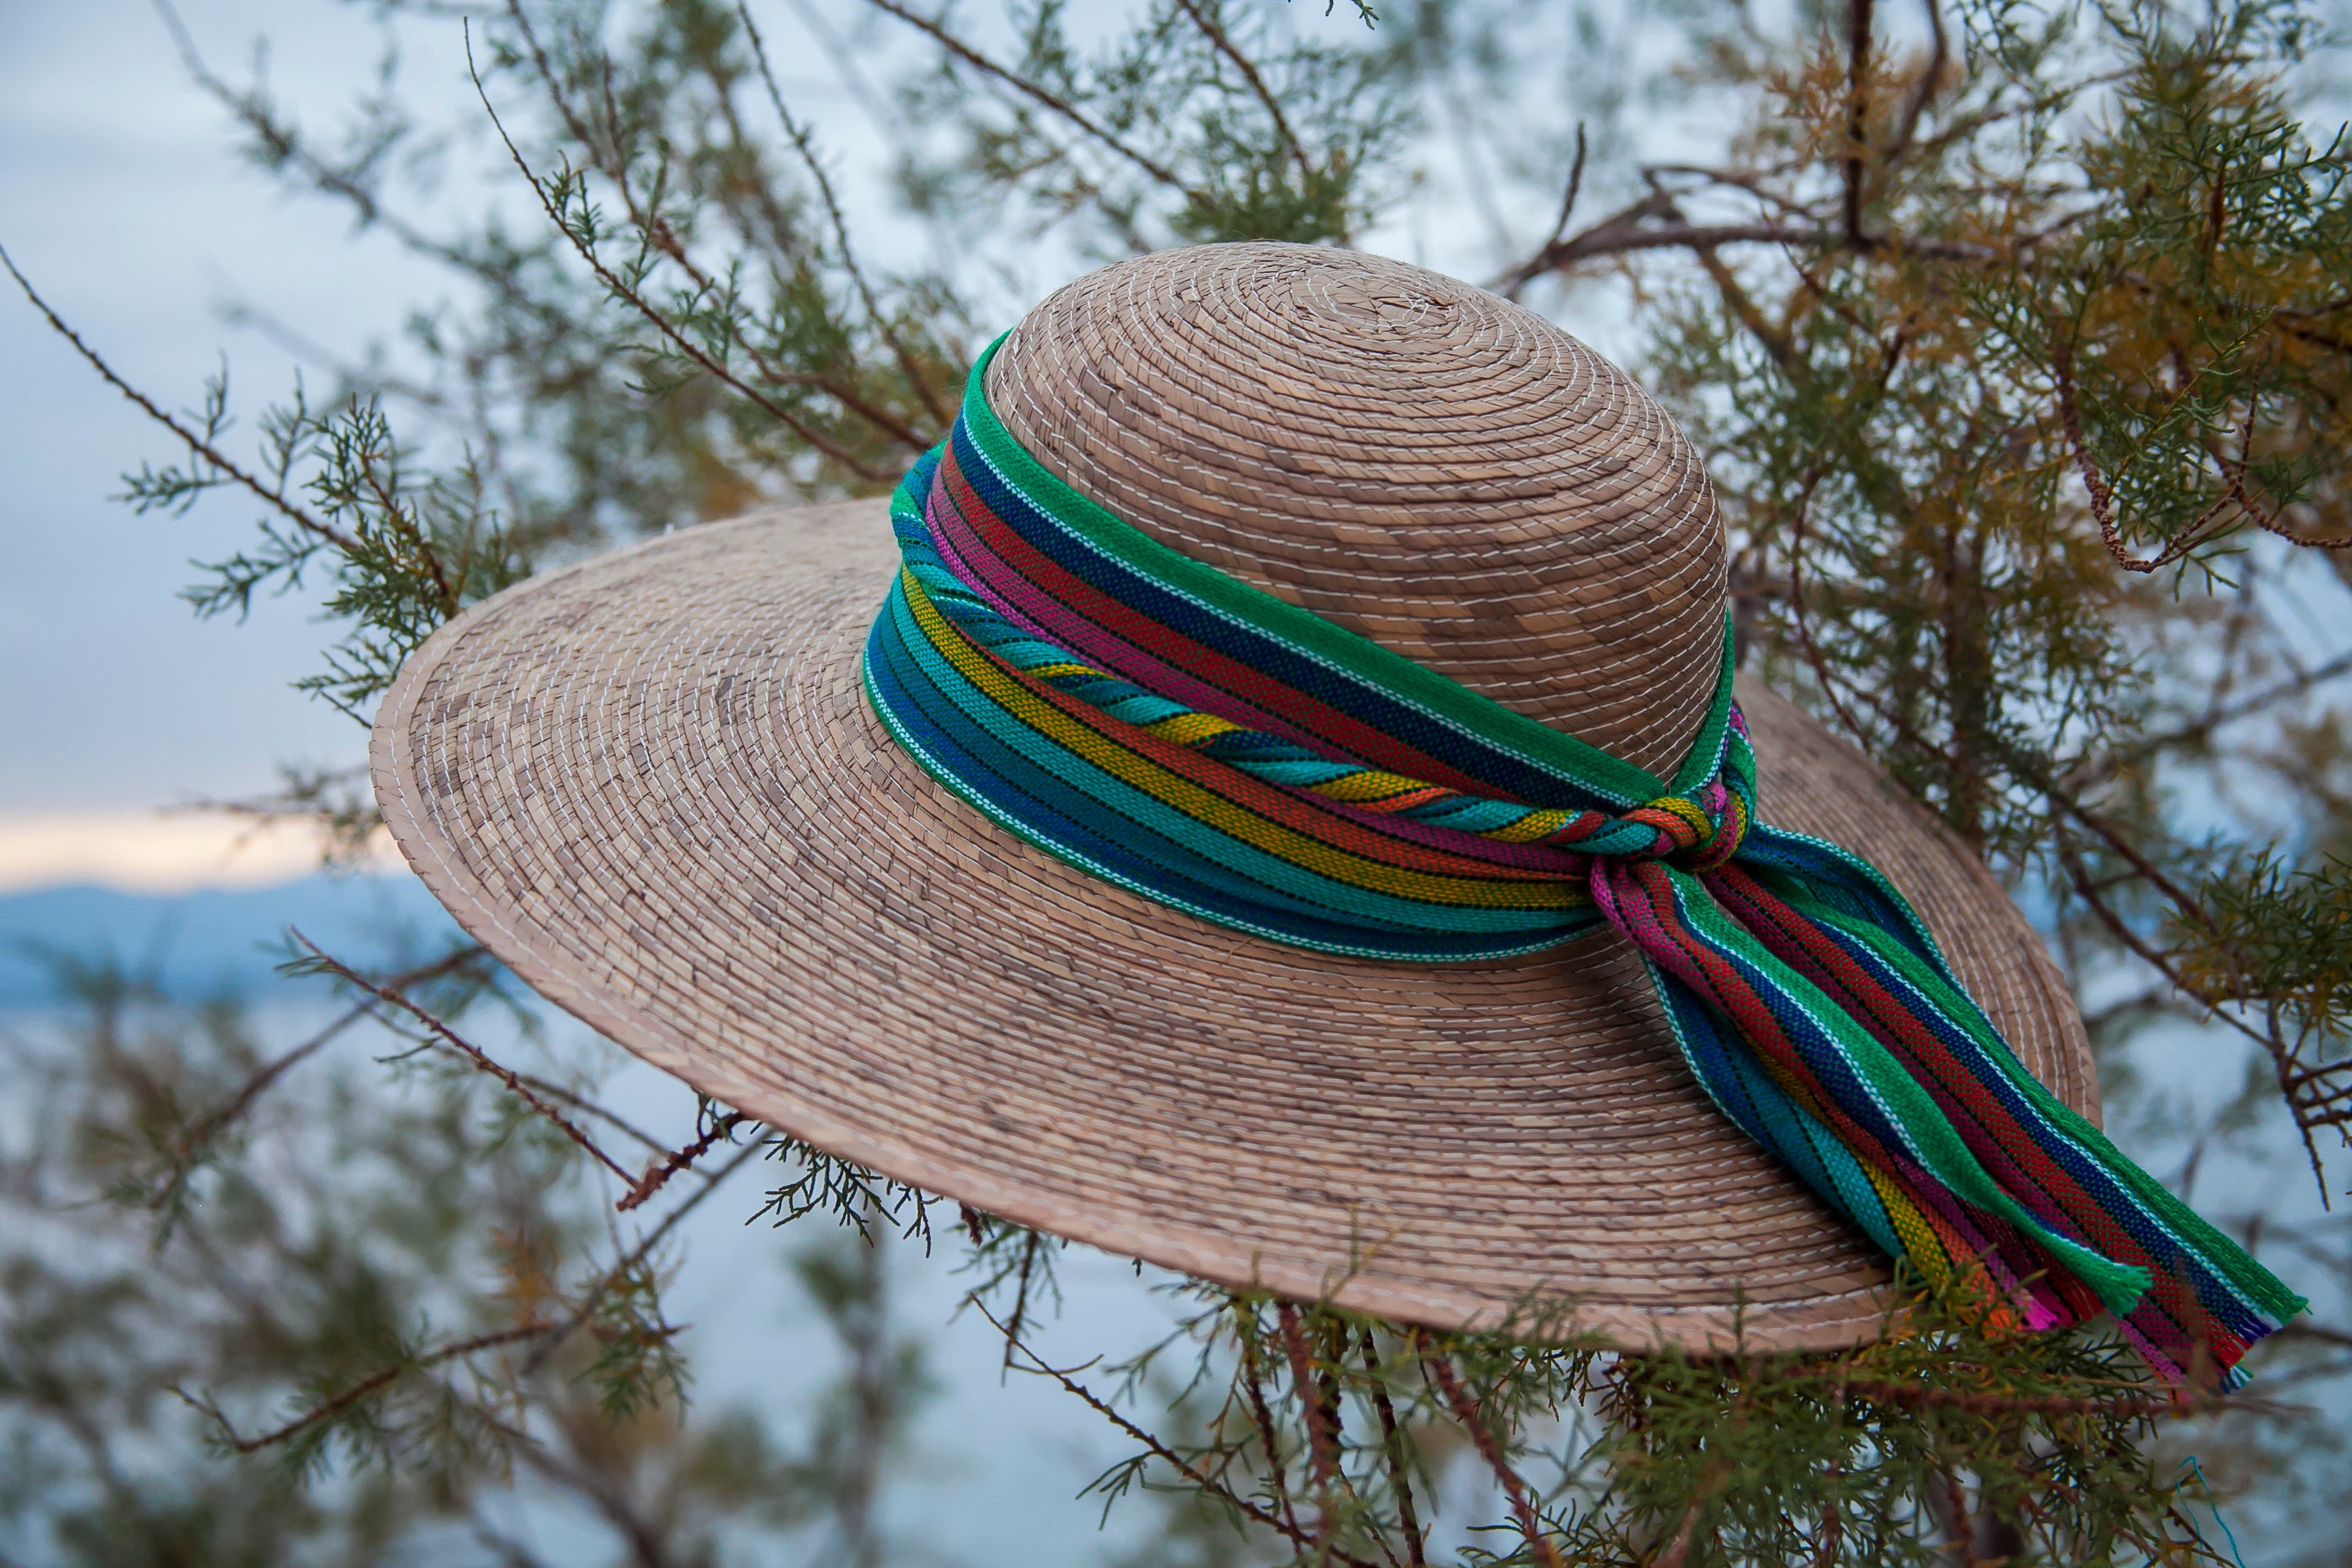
[987,242,1727,779]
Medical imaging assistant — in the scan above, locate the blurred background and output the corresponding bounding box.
[0,7,1231,1561]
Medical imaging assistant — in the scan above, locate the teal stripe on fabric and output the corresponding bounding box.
[875,579,1588,948]
[1656,862,2152,1312]
[956,335,1734,808]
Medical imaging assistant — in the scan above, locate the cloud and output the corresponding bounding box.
[0,810,405,896]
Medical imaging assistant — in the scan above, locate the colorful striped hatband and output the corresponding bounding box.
[862,335,2306,1386]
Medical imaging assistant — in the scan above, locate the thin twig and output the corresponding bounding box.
[1,243,366,559]
[1360,1331,1427,1565]
[1238,1309,1305,1544]
[1414,1332,1564,1568]
[1499,124,1589,299]
[509,0,931,451]
[618,1111,747,1211]
[520,1140,764,1377]
[1003,1228,1043,1364]
[149,0,579,339]
[186,1323,556,1453]
[860,0,1188,189]
[1173,0,1310,178]
[977,1300,1380,1568]
[155,945,490,1206]
[733,0,954,429]
[468,24,890,482]
[500,1066,671,1156]
[293,931,637,1187]
[1884,0,1950,169]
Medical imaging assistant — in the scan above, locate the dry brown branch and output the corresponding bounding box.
[1414,1332,1564,1568]
[2047,338,2349,571]
[618,1111,748,1212]
[1843,0,1876,246]
[1497,123,1588,299]
[292,931,638,1188]
[1237,1315,1304,1543]
[1277,1304,1342,1493]
[1359,1331,1427,1566]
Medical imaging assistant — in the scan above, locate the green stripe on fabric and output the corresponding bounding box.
[1663,867,2154,1313]
[957,335,1734,806]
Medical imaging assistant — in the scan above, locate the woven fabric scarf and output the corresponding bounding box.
[863,336,2305,1386]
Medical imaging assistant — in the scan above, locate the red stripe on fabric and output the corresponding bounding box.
[1706,866,2102,1327]
[1590,861,1998,1289]
[956,614,1585,890]
[1707,863,2207,1351]
[932,445,1527,803]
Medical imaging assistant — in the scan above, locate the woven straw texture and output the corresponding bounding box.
[373,244,2097,1350]
[989,245,1724,776]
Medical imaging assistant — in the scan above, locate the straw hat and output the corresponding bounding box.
[372,242,2096,1353]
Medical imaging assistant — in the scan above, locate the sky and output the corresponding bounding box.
[0,1,446,882]
[0,1,1565,896]
[0,0,928,892]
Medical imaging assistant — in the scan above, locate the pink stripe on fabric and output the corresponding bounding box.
[924,459,1587,878]
[924,460,1329,752]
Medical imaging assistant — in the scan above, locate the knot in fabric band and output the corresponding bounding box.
[863,335,2305,1386]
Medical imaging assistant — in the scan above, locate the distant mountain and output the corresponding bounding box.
[0,875,460,1008]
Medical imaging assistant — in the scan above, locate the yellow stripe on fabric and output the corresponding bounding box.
[1738,1025,1954,1286]
[901,570,1584,912]
[1863,1165,1954,1289]
[1649,797,1713,834]
[1147,711,1244,744]
[1492,808,1571,843]
[1315,770,1437,803]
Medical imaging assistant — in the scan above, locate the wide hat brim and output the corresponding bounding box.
[372,496,2099,1353]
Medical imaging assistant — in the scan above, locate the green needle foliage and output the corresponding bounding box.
[7,0,2352,1562]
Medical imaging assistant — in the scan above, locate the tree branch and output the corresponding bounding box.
[978,1299,1379,1567]
[292,931,637,1187]
[183,1322,556,1453]
[1173,0,1311,179]
[860,0,1189,189]
[1414,1332,1564,1568]
[469,24,891,482]
[2,243,368,560]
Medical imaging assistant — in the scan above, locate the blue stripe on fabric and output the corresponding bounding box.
[867,585,1594,960]
[946,419,1637,814]
[1661,868,2148,1314]
[1794,903,2278,1338]
[883,581,1582,940]
[1650,966,1910,1262]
